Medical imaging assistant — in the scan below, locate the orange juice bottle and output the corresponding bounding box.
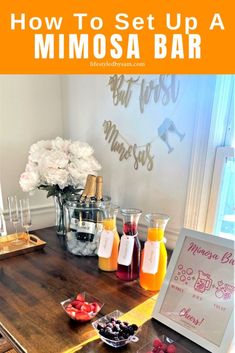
[140,213,169,291]
[98,204,119,271]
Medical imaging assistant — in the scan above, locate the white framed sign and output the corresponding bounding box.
[152,228,234,353]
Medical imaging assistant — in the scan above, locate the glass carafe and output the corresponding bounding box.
[98,203,119,271]
[117,208,142,281]
[140,213,169,291]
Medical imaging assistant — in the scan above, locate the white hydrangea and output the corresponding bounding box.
[19,136,101,192]
[51,136,71,152]
[19,170,40,192]
[69,141,94,159]
[68,164,87,186]
[39,150,69,170]
[29,139,52,164]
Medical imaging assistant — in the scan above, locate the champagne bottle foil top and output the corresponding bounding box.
[96,175,103,201]
[80,174,93,199]
[96,176,103,183]
[86,175,97,198]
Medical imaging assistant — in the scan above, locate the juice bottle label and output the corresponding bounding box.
[98,230,114,258]
[142,241,160,274]
[117,235,135,266]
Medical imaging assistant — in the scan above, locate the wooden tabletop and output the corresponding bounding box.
[0,228,209,353]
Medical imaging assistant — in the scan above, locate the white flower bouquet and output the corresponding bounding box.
[19,136,101,197]
[20,137,101,235]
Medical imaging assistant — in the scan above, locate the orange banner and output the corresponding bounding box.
[0,0,234,73]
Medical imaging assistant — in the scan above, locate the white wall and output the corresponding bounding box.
[0,75,63,232]
[62,75,216,248]
[0,74,217,247]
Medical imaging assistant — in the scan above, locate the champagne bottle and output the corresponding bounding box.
[95,176,103,202]
[80,174,93,202]
[72,174,92,221]
[76,175,97,242]
[86,175,96,201]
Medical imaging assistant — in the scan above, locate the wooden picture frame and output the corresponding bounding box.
[152,228,234,353]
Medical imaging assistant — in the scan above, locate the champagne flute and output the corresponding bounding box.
[0,209,6,236]
[19,199,32,239]
[7,196,19,237]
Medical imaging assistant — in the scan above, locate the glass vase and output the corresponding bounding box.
[54,194,66,236]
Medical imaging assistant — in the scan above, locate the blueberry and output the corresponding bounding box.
[118,336,125,340]
[127,327,135,335]
[103,331,111,338]
[116,320,121,324]
[113,324,120,332]
[99,329,105,337]
[97,323,105,330]
[131,324,138,331]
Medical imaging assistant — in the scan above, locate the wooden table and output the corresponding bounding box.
[0,228,209,353]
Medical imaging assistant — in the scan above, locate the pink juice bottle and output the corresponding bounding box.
[117,208,142,281]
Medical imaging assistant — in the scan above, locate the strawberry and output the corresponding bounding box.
[91,302,101,313]
[71,300,82,307]
[64,294,101,321]
[66,308,78,318]
[90,303,96,312]
[153,338,163,348]
[162,343,168,351]
[75,302,83,310]
[76,312,90,321]
[76,293,85,302]
[167,344,176,353]
[81,303,92,313]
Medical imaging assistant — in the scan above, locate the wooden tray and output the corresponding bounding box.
[0,233,46,260]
